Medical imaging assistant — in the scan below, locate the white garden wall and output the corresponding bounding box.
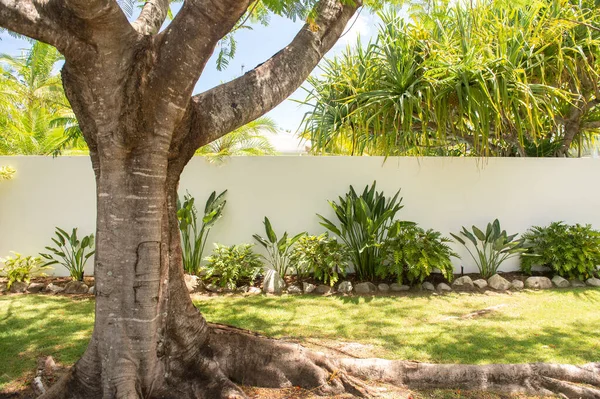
[1,155,599,276]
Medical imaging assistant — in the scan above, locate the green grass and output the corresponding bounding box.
[1,289,599,393]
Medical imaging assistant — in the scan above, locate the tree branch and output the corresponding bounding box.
[131,0,170,35]
[190,0,361,148]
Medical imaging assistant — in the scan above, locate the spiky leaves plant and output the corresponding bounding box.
[253,217,305,277]
[40,228,95,281]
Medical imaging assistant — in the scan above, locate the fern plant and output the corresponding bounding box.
[0,252,51,289]
[379,222,458,285]
[253,217,305,277]
[290,233,348,286]
[204,244,263,289]
[40,228,95,281]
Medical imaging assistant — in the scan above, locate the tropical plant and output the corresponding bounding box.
[521,222,600,280]
[203,243,263,289]
[289,233,348,286]
[196,117,278,163]
[0,166,15,180]
[40,227,95,281]
[253,217,304,277]
[0,252,51,289]
[379,222,458,285]
[318,181,403,281]
[177,190,227,275]
[451,219,526,278]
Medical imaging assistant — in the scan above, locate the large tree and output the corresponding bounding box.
[1,1,599,398]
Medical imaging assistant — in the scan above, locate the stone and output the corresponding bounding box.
[488,274,511,291]
[27,282,46,293]
[45,283,64,294]
[452,276,474,291]
[337,281,353,294]
[552,276,570,288]
[9,281,28,293]
[390,283,410,292]
[511,280,524,290]
[0,282,6,293]
[586,277,600,287]
[436,283,452,292]
[247,287,261,295]
[377,283,390,292]
[525,276,553,289]
[262,269,285,294]
[354,282,377,294]
[184,274,200,293]
[570,279,586,288]
[43,356,57,375]
[303,282,316,294]
[205,283,219,293]
[237,285,249,293]
[88,285,95,294]
[287,285,302,294]
[473,279,488,289]
[31,376,45,396]
[422,281,435,291]
[315,285,334,295]
[63,280,89,294]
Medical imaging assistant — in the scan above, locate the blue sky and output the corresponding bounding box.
[0,7,382,152]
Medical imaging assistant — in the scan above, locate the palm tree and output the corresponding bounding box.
[196,116,278,162]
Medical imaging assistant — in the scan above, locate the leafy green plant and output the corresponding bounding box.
[203,244,263,289]
[0,166,15,180]
[290,233,348,286]
[253,217,305,277]
[451,219,525,279]
[379,222,458,285]
[40,228,95,281]
[521,222,600,280]
[1,252,51,289]
[318,181,403,281]
[177,190,227,275]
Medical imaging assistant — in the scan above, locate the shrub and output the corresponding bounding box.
[290,233,348,286]
[0,252,51,289]
[253,217,304,276]
[379,222,457,285]
[0,166,15,181]
[40,227,95,281]
[177,190,227,275]
[204,244,263,289]
[521,222,600,280]
[451,219,525,278]
[318,181,403,281]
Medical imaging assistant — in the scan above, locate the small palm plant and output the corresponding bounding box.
[451,219,526,278]
[253,217,305,277]
[40,227,95,281]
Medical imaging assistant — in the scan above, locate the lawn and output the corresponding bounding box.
[1,288,599,395]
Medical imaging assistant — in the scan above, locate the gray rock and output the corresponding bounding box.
[390,283,410,292]
[9,281,28,293]
[437,283,452,292]
[88,285,95,295]
[63,280,89,294]
[473,279,488,289]
[287,285,302,294]
[43,356,57,374]
[0,282,6,293]
[31,376,45,396]
[452,276,474,291]
[511,280,524,290]
[247,286,262,295]
[205,283,219,293]
[45,283,64,294]
[315,285,334,295]
[422,282,435,291]
[586,277,600,287]
[377,283,390,292]
[262,269,285,294]
[570,279,586,288]
[525,276,553,289]
[27,282,46,293]
[237,285,249,293]
[552,276,570,288]
[184,274,200,293]
[303,282,316,294]
[337,281,353,294]
[488,274,511,291]
[354,282,377,294]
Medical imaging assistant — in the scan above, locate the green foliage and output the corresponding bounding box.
[318,181,402,281]
[521,222,600,280]
[177,190,227,275]
[253,217,305,276]
[290,233,348,286]
[0,252,51,289]
[40,228,95,281]
[204,244,263,289]
[451,219,525,278]
[0,166,15,180]
[379,222,458,285]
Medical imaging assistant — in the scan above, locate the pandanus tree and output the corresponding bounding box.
[1,0,600,398]
[303,0,600,157]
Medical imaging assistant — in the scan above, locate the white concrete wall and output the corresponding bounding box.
[1,156,599,276]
